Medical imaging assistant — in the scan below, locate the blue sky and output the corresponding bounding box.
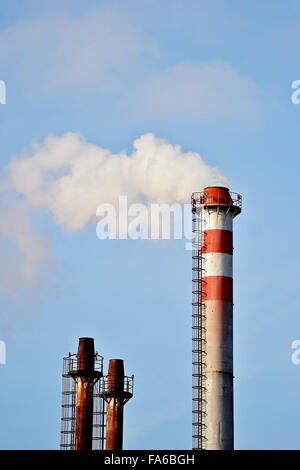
[0,0,300,449]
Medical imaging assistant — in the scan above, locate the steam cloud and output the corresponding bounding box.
[0,199,51,291]
[0,132,228,301]
[2,133,229,231]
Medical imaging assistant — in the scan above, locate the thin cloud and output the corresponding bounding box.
[0,199,52,292]
[0,8,158,95]
[129,61,263,123]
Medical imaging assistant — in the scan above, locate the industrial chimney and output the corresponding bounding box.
[100,359,134,450]
[191,187,242,450]
[60,338,106,450]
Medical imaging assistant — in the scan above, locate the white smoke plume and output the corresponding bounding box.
[0,198,51,291]
[2,133,229,232]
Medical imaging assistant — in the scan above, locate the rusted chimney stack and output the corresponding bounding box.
[60,340,133,451]
[69,337,102,450]
[100,359,133,450]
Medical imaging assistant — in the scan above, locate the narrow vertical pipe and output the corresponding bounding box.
[105,359,125,450]
[75,337,95,450]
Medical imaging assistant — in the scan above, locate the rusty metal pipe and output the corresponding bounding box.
[74,338,95,450]
[105,359,125,450]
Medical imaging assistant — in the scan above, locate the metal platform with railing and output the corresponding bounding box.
[99,375,134,404]
[192,189,242,215]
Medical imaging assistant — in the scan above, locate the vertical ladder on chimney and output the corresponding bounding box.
[191,194,207,450]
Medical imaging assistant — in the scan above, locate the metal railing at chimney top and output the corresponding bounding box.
[192,190,242,214]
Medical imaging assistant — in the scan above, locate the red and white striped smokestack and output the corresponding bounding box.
[191,186,242,450]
